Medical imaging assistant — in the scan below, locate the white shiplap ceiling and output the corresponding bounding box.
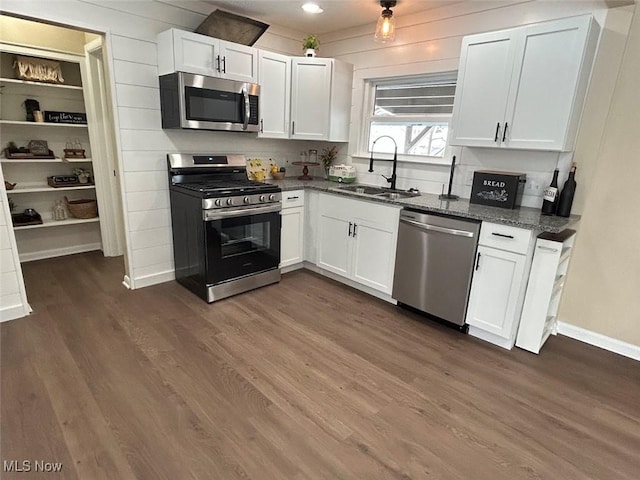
[199,0,463,35]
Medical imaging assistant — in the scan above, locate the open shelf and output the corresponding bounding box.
[0,120,87,128]
[8,184,96,193]
[13,216,99,230]
[0,77,83,90]
[2,158,92,164]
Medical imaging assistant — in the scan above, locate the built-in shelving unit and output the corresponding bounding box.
[516,229,577,354]
[13,217,99,230]
[0,120,88,128]
[1,44,101,262]
[0,77,83,90]
[1,157,92,163]
[8,184,95,193]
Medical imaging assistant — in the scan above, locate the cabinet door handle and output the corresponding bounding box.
[260,119,264,133]
[502,122,508,142]
[353,223,358,237]
[222,56,226,73]
[475,252,481,271]
[348,222,353,237]
[292,121,295,135]
[216,55,221,72]
[286,196,299,200]
[494,122,501,142]
[491,232,514,239]
[537,245,559,253]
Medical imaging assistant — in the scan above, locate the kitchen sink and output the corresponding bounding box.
[338,184,420,199]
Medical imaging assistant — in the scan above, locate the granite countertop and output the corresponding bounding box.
[268,177,579,233]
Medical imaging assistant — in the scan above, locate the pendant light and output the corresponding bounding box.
[375,0,397,43]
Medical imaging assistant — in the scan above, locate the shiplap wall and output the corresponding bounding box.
[321,0,618,208]
[0,0,326,294]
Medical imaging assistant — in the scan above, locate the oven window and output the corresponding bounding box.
[186,86,242,123]
[220,220,270,258]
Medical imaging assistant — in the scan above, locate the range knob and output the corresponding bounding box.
[226,198,233,206]
[214,199,222,207]
[243,196,250,204]
[259,195,266,202]
[269,194,276,201]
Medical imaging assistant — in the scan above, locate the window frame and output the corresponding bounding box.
[358,72,458,165]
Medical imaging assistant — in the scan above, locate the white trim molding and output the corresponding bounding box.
[558,321,640,362]
[0,303,31,323]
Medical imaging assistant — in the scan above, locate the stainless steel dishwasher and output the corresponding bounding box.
[392,209,480,328]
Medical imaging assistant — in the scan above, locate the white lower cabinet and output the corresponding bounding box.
[466,222,533,349]
[466,246,527,338]
[280,190,304,269]
[317,193,400,295]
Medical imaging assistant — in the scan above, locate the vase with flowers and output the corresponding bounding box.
[320,145,338,179]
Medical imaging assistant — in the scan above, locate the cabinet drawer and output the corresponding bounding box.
[479,222,532,255]
[282,190,304,208]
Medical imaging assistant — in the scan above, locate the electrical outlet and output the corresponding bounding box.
[527,179,540,192]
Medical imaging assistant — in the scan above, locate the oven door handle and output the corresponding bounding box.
[242,86,250,131]
[204,204,281,221]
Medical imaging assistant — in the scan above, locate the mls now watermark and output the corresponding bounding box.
[3,459,63,473]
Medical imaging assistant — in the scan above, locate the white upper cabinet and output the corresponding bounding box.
[218,41,258,83]
[258,51,291,139]
[450,15,599,151]
[290,58,353,142]
[449,30,517,147]
[157,29,258,83]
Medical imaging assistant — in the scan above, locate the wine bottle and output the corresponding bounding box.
[557,163,577,217]
[541,169,559,215]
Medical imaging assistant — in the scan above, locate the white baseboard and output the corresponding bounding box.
[557,321,640,362]
[0,303,31,323]
[133,269,175,289]
[281,263,304,274]
[122,275,132,289]
[18,243,102,263]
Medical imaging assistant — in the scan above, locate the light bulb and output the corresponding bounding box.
[375,10,395,43]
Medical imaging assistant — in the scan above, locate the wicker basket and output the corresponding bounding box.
[65,196,98,219]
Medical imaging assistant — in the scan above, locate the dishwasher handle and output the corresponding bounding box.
[400,217,476,238]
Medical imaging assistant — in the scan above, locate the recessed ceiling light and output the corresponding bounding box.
[302,3,323,14]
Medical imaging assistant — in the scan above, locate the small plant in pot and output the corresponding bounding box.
[302,34,320,57]
[73,168,92,184]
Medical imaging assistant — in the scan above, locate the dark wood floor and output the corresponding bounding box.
[2,252,639,479]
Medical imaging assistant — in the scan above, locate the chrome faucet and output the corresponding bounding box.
[368,135,398,190]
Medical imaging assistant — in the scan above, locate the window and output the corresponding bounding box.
[365,73,457,159]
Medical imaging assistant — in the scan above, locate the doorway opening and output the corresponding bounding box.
[0,14,127,310]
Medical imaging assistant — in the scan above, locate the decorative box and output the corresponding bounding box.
[328,164,357,183]
[470,170,526,209]
[44,111,87,124]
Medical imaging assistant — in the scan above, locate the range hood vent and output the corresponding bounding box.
[195,9,269,46]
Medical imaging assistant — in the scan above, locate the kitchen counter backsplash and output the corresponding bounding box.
[269,177,579,233]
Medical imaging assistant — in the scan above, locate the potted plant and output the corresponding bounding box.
[73,167,92,184]
[320,145,338,178]
[302,34,320,57]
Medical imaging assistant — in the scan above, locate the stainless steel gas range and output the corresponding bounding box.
[167,153,281,302]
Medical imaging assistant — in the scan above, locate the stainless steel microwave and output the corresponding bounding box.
[159,72,260,132]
